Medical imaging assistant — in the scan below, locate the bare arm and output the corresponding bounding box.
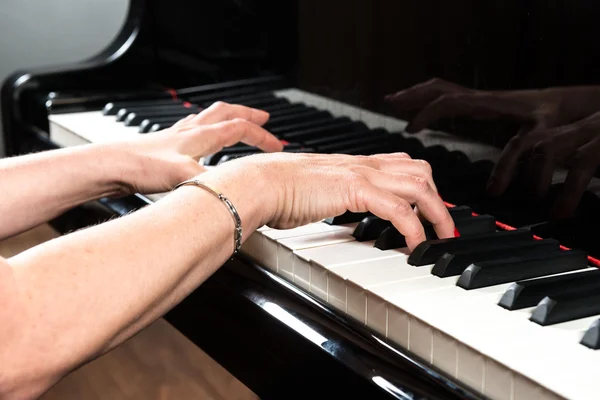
[0,101,282,240]
[0,145,131,239]
[0,152,454,400]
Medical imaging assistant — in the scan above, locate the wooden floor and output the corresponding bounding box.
[1,224,259,400]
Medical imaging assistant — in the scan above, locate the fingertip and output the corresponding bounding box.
[255,109,270,125]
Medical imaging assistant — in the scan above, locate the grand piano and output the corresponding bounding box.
[3,1,600,399]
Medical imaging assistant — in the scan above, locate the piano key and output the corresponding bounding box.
[581,319,600,349]
[269,116,344,136]
[275,228,358,289]
[407,229,535,266]
[115,103,191,121]
[139,116,185,133]
[531,284,600,326]
[353,205,475,242]
[323,211,372,225]
[301,128,373,147]
[456,249,589,290]
[250,222,359,271]
[374,214,497,250]
[498,268,600,310]
[315,129,389,153]
[124,109,194,126]
[352,215,393,241]
[263,109,332,129]
[279,118,362,140]
[432,238,561,278]
[103,98,181,115]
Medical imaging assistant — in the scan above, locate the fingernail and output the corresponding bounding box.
[454,228,460,237]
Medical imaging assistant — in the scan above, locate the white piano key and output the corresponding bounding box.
[258,222,357,271]
[483,359,514,400]
[276,227,357,282]
[49,111,141,146]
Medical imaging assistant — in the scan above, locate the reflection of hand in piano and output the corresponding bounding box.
[200,151,456,250]
[105,101,283,196]
[384,78,600,217]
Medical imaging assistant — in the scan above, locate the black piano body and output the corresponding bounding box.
[3,1,600,399]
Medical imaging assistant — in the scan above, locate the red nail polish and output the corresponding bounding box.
[280,140,290,146]
[454,228,460,237]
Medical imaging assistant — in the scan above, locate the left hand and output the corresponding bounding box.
[104,101,284,196]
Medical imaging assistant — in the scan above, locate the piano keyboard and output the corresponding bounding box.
[46,81,600,400]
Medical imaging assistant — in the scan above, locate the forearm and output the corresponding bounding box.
[0,177,266,399]
[0,145,131,239]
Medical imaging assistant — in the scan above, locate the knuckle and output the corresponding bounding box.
[212,101,228,110]
[412,176,431,194]
[415,159,432,175]
[393,200,413,216]
[532,139,554,155]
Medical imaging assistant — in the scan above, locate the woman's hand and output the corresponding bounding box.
[194,152,455,251]
[105,101,284,196]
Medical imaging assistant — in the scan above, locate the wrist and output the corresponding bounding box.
[185,164,276,237]
[84,142,140,198]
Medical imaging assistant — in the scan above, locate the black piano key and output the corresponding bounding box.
[216,143,308,164]
[148,122,175,133]
[445,205,473,220]
[103,99,179,115]
[116,106,188,122]
[498,268,600,310]
[456,249,589,290]
[242,98,292,111]
[270,116,346,136]
[140,116,184,133]
[374,214,497,251]
[352,215,393,241]
[263,109,332,129]
[581,319,600,349]
[218,147,315,163]
[353,206,474,242]
[408,229,535,266]
[303,129,374,148]
[316,129,389,153]
[281,120,366,141]
[530,284,600,326]
[125,109,194,126]
[433,239,561,278]
[323,211,372,225]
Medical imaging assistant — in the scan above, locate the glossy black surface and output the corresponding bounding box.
[5,0,600,398]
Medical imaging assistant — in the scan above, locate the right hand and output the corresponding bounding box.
[197,152,456,251]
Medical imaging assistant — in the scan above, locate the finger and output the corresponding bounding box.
[523,151,555,199]
[384,78,469,112]
[406,93,536,134]
[353,183,426,251]
[487,126,544,196]
[553,137,600,218]
[187,119,283,155]
[372,157,438,193]
[356,167,454,240]
[172,114,197,128]
[193,101,270,126]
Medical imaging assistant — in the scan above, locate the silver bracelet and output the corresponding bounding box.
[172,179,243,254]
